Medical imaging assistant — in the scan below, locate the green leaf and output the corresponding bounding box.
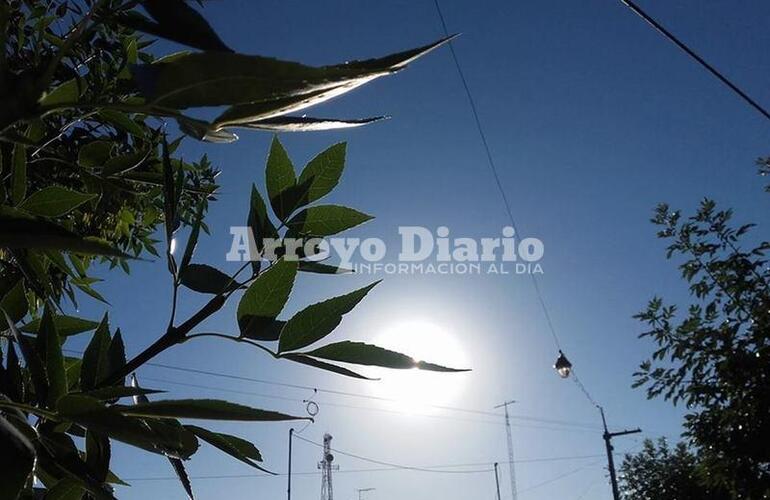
[107,329,126,387]
[167,458,194,500]
[35,432,115,500]
[286,205,373,237]
[85,430,111,483]
[133,36,455,110]
[3,309,48,403]
[80,386,165,401]
[19,187,96,217]
[303,341,469,372]
[115,399,308,422]
[179,201,204,274]
[234,116,386,132]
[78,141,113,168]
[0,280,27,324]
[0,415,35,500]
[179,264,234,295]
[265,136,297,221]
[116,3,231,52]
[101,151,148,176]
[282,353,376,380]
[39,78,80,108]
[248,184,278,259]
[278,281,379,353]
[129,373,193,497]
[64,357,82,392]
[38,306,68,407]
[298,261,353,274]
[44,478,85,500]
[57,395,199,459]
[237,259,297,340]
[97,110,145,137]
[11,143,26,205]
[21,315,99,336]
[0,207,132,258]
[177,116,239,143]
[297,142,346,204]
[80,315,110,391]
[186,425,272,472]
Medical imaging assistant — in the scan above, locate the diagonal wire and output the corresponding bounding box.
[432,0,603,399]
[618,0,770,123]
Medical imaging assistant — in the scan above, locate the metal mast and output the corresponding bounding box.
[494,400,518,500]
[319,433,338,500]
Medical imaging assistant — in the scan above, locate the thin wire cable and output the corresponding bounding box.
[138,374,601,431]
[61,348,600,430]
[121,453,604,482]
[293,434,602,475]
[516,459,605,495]
[431,0,568,345]
[619,0,770,123]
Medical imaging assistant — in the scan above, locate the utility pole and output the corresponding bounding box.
[599,406,640,500]
[493,400,518,500]
[287,428,294,500]
[493,463,502,500]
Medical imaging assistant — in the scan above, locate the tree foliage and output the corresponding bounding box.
[632,198,770,498]
[620,438,730,500]
[0,1,464,498]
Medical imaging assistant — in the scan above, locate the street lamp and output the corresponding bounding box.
[553,350,572,379]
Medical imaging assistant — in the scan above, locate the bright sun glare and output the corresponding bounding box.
[369,320,469,414]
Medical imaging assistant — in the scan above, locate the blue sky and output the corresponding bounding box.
[70,0,770,499]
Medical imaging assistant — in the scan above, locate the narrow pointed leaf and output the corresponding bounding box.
[179,264,234,294]
[81,386,165,401]
[0,207,132,257]
[119,1,231,52]
[186,425,272,473]
[57,395,199,459]
[303,341,469,372]
[298,261,353,274]
[282,353,376,380]
[265,137,297,221]
[21,315,99,337]
[237,259,297,339]
[11,143,26,205]
[115,399,308,421]
[132,36,455,109]
[242,116,386,132]
[286,205,372,237]
[80,315,110,391]
[278,281,379,353]
[39,306,68,407]
[18,187,96,217]
[296,142,346,204]
[85,430,111,483]
[0,415,35,500]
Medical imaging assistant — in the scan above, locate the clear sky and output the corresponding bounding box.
[69,1,770,499]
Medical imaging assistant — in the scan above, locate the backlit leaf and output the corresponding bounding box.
[19,187,96,217]
[278,281,379,353]
[303,341,469,372]
[116,399,307,421]
[237,259,297,339]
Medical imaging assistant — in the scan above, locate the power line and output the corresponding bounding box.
[431,0,601,407]
[139,375,601,433]
[122,453,604,483]
[295,434,493,475]
[61,348,601,431]
[618,0,770,123]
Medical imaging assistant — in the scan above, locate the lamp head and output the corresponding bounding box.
[554,350,572,379]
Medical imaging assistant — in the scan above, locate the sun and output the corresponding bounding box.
[369,320,470,415]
